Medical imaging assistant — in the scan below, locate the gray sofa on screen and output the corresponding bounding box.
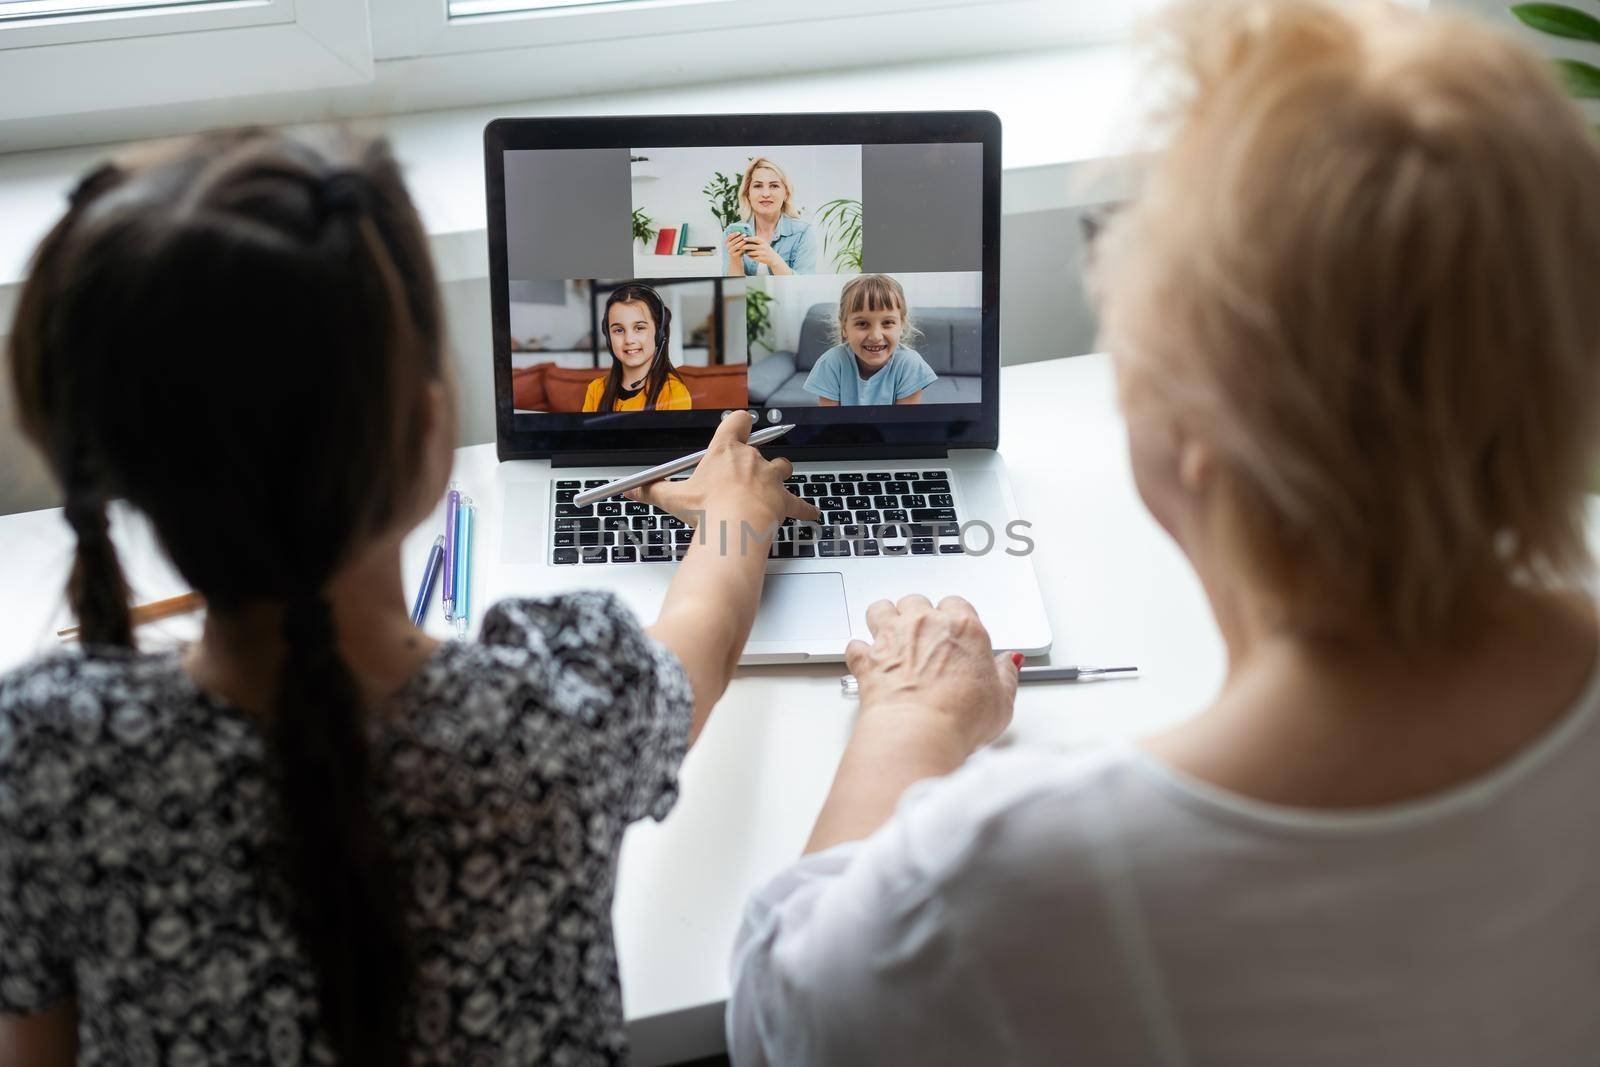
[746,303,983,408]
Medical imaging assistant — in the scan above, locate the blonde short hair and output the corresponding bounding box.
[833,274,922,348]
[1094,0,1600,643]
[739,157,799,220]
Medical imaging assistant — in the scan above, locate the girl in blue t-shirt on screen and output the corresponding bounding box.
[803,274,937,406]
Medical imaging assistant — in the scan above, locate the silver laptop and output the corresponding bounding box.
[484,112,1051,663]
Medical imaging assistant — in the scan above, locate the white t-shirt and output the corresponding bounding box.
[729,662,1600,1066]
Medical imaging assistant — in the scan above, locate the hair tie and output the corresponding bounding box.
[320,171,370,219]
[284,591,336,653]
[63,484,107,534]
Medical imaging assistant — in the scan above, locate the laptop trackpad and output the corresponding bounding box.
[748,572,851,644]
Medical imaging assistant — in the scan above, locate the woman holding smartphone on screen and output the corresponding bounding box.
[723,157,818,276]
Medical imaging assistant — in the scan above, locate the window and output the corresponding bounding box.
[3,0,1145,146]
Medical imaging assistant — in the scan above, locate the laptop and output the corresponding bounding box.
[484,111,1051,663]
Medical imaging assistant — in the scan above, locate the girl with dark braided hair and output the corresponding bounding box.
[0,129,816,1065]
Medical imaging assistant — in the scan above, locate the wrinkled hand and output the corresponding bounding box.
[846,594,1019,754]
[628,411,819,536]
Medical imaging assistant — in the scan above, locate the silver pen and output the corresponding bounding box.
[573,424,796,506]
[840,665,1139,696]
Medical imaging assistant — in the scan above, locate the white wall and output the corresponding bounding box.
[630,144,862,260]
[755,271,982,356]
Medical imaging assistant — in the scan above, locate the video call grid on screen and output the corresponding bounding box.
[502,140,987,425]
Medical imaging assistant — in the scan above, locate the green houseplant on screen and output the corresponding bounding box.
[631,208,656,249]
[746,289,774,355]
[1510,4,1600,97]
[816,198,864,272]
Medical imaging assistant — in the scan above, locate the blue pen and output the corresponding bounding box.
[453,498,474,637]
[442,483,461,620]
[410,535,445,626]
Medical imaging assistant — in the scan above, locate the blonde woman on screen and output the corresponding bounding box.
[729,3,1600,1064]
[723,156,818,276]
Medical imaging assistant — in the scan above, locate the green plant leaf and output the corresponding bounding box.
[1512,3,1600,43]
[1556,57,1600,96]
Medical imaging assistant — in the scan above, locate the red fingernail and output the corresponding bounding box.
[1011,651,1025,668]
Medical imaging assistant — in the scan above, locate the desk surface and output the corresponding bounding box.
[0,352,1224,1064]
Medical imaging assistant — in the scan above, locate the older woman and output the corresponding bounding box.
[728,2,1600,1064]
[722,156,818,276]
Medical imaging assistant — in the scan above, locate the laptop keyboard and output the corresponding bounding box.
[549,470,964,565]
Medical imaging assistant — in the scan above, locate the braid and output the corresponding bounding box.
[61,457,132,648]
[272,591,410,1066]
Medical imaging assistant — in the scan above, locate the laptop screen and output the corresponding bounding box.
[501,139,985,429]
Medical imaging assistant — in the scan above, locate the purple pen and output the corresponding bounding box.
[442,484,461,620]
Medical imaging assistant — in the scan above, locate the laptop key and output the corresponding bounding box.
[839,472,864,481]
[912,480,951,494]
[625,502,650,515]
[938,543,965,555]
[818,496,844,511]
[856,539,881,556]
[674,528,696,544]
[555,518,580,532]
[846,496,872,510]
[827,510,852,525]
[576,532,603,546]
[935,522,961,538]
[555,489,578,503]
[602,517,628,532]
[930,494,954,508]
[555,479,581,490]
[863,472,891,482]
[611,545,638,563]
[631,515,654,530]
[884,481,910,495]
[884,509,910,522]
[596,502,622,516]
[912,508,958,523]
[553,548,579,564]
[803,484,829,499]
[873,495,898,509]
[855,510,882,525]
[921,471,947,480]
[772,541,796,559]
[809,473,837,482]
[819,541,851,557]
[901,494,927,509]
[642,545,673,562]
[583,479,606,488]
[911,539,936,555]
[794,543,816,558]
[555,504,593,517]
[553,533,576,548]
[579,545,608,563]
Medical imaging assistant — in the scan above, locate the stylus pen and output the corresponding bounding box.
[839,665,1139,697]
[573,424,796,506]
[442,483,461,620]
[409,535,445,627]
[453,498,474,637]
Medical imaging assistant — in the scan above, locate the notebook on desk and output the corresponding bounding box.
[483,111,1051,663]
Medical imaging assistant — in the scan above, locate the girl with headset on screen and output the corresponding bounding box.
[582,283,693,412]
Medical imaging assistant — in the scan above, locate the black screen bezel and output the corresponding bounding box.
[485,111,1001,463]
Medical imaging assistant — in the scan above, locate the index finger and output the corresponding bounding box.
[710,409,755,451]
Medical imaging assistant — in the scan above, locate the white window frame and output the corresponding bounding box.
[0,0,1144,147]
[0,0,371,122]
[371,0,1134,60]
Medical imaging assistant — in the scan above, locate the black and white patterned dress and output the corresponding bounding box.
[0,591,693,1066]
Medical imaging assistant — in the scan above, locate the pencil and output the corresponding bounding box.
[57,591,205,640]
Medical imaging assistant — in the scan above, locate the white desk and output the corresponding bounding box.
[0,353,1224,1065]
